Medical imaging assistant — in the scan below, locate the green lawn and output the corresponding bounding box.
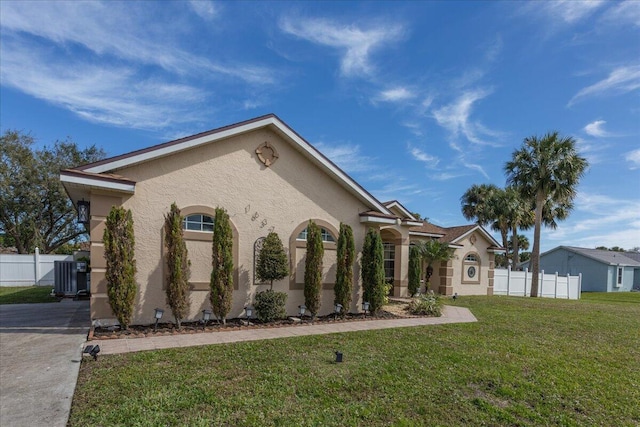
[0,286,56,304]
[70,294,640,426]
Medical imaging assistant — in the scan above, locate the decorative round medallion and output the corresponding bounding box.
[467,266,476,278]
[256,141,279,167]
[469,234,477,244]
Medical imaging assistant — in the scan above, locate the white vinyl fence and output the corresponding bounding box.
[494,267,581,299]
[0,248,72,287]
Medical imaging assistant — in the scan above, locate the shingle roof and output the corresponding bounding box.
[439,224,477,243]
[560,246,640,266]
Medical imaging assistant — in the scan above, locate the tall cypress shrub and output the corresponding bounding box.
[408,245,421,297]
[304,220,323,318]
[163,202,191,329]
[210,207,234,324]
[334,223,355,316]
[103,206,137,329]
[361,228,385,314]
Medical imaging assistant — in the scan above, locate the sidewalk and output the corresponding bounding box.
[87,305,476,355]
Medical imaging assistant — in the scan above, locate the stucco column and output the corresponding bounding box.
[394,236,410,297]
[487,254,495,296]
[438,259,454,295]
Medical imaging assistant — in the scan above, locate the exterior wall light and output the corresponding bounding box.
[154,308,164,332]
[77,200,90,224]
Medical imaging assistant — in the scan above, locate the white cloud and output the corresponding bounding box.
[376,87,415,103]
[583,120,612,137]
[626,148,640,170]
[538,0,605,24]
[568,65,640,106]
[188,0,219,21]
[432,88,501,146]
[314,142,376,174]
[0,42,207,129]
[409,147,439,168]
[602,0,640,28]
[575,137,608,165]
[0,1,275,84]
[279,17,404,77]
[548,193,640,249]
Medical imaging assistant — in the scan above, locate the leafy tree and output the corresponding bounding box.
[519,251,531,263]
[414,240,455,292]
[164,203,191,329]
[256,232,289,290]
[304,220,324,318]
[505,132,588,297]
[361,228,386,314]
[408,245,422,296]
[334,223,355,316]
[0,130,105,253]
[103,206,137,329]
[210,207,234,324]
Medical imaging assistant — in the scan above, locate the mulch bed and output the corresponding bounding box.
[90,303,413,340]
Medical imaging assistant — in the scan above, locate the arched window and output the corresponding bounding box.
[297,227,336,242]
[183,214,214,232]
[462,252,480,283]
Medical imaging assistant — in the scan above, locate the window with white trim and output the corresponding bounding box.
[183,214,214,232]
[383,242,395,282]
[465,254,478,262]
[297,227,335,242]
[617,267,623,286]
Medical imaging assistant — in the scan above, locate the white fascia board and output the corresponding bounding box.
[409,231,444,238]
[84,118,275,174]
[385,201,416,220]
[60,174,135,193]
[448,243,464,249]
[83,115,391,215]
[488,248,506,254]
[360,216,397,225]
[403,220,424,227]
[452,225,501,248]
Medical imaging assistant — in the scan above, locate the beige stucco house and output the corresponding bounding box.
[60,114,503,326]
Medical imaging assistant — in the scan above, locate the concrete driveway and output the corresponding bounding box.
[0,299,90,427]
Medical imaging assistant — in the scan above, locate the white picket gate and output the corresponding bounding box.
[493,267,581,299]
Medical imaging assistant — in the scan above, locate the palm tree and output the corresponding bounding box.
[499,187,534,268]
[414,240,455,292]
[505,132,588,297]
[460,183,500,227]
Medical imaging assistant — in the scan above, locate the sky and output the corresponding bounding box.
[1,0,639,252]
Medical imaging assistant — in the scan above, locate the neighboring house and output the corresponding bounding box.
[520,246,640,292]
[60,114,503,325]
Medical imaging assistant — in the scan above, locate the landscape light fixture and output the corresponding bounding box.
[202,309,212,330]
[244,306,253,325]
[77,200,90,224]
[153,308,164,332]
[453,293,458,300]
[83,344,101,361]
[362,301,370,318]
[335,351,343,363]
[334,303,343,320]
[298,304,306,317]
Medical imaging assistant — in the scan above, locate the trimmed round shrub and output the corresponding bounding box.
[254,290,288,322]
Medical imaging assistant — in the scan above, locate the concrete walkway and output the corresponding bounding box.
[0,299,90,427]
[89,305,476,355]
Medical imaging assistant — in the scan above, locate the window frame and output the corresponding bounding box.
[296,227,336,243]
[183,213,214,233]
